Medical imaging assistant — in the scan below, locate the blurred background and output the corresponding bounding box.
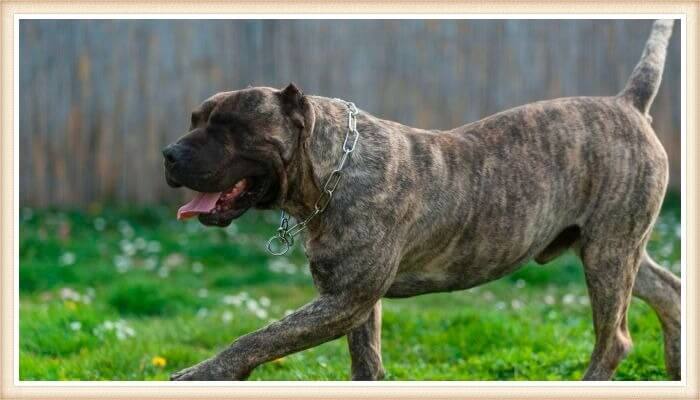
[20,19,680,206]
[19,20,681,381]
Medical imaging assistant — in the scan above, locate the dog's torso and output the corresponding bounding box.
[300,95,667,298]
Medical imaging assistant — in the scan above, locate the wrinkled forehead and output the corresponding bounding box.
[196,87,280,120]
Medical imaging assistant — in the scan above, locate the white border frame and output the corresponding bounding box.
[12,13,688,388]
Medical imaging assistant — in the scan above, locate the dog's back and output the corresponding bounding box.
[390,21,673,296]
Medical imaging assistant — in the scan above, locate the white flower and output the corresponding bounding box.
[59,287,92,304]
[158,267,170,278]
[115,320,134,340]
[222,311,234,323]
[196,308,209,318]
[223,292,249,306]
[134,237,147,250]
[239,298,269,319]
[93,319,135,340]
[59,252,76,266]
[116,329,131,340]
[144,257,158,271]
[671,262,681,274]
[268,259,298,274]
[114,255,131,273]
[259,296,271,307]
[197,288,209,298]
[222,296,236,305]
[283,309,294,317]
[59,287,81,301]
[515,279,526,289]
[246,299,260,312]
[163,253,185,268]
[120,240,136,256]
[562,294,576,305]
[660,243,674,257]
[192,262,204,274]
[511,299,523,310]
[118,221,134,238]
[69,321,82,331]
[544,295,555,305]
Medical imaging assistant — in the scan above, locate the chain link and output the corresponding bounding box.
[266,99,360,256]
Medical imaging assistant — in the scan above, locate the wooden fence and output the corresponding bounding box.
[19,19,681,206]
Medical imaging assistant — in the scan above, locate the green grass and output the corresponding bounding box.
[19,197,681,381]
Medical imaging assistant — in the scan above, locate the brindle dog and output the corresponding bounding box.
[163,20,680,381]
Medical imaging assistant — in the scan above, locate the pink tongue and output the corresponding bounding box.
[177,192,222,220]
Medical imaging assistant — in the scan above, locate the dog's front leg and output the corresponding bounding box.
[171,250,398,381]
[169,294,375,380]
[347,301,384,380]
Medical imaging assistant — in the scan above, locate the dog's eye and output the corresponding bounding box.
[209,112,238,126]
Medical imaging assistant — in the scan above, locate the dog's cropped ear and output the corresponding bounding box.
[279,82,306,130]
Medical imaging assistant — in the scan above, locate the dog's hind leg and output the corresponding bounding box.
[632,251,681,379]
[579,240,643,380]
[347,301,385,380]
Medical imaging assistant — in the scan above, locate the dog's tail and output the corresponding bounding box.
[618,19,674,116]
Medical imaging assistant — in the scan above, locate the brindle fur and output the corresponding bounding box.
[166,20,680,381]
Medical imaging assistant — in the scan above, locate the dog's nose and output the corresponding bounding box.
[162,144,181,164]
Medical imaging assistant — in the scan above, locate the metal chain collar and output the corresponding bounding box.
[266,99,360,256]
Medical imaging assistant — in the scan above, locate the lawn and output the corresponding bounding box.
[19,194,681,381]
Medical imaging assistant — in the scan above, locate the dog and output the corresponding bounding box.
[163,20,680,381]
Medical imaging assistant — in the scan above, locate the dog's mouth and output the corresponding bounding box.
[177,178,265,227]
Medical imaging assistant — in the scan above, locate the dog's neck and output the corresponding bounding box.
[281,96,361,221]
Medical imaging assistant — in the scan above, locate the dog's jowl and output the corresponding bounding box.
[164,20,680,381]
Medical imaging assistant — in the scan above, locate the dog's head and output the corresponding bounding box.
[163,83,309,227]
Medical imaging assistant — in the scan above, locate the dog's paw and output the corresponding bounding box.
[170,358,227,381]
[170,366,198,381]
[170,357,250,381]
